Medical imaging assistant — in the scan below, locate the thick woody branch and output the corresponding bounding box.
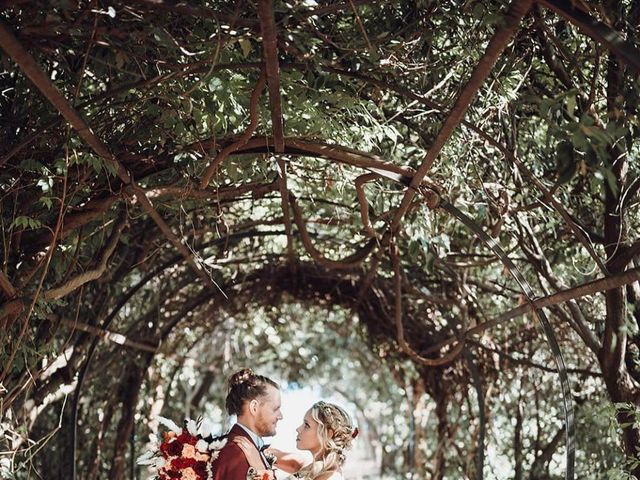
[290,194,375,270]
[355,173,381,238]
[200,70,267,187]
[43,215,126,301]
[0,270,17,299]
[391,243,465,366]
[286,139,413,179]
[0,299,24,329]
[144,179,278,201]
[390,0,533,232]
[276,159,296,264]
[189,135,414,179]
[426,266,640,355]
[257,0,285,153]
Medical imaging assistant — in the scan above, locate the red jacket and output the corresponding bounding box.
[211,424,269,480]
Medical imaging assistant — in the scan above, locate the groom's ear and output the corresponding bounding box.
[249,399,259,415]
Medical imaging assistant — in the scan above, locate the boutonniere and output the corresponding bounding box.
[264,451,277,468]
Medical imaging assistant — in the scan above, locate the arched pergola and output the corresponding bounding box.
[1,1,640,479]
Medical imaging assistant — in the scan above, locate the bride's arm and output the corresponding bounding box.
[266,448,309,474]
[233,438,273,477]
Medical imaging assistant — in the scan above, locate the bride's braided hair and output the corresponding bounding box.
[304,401,356,479]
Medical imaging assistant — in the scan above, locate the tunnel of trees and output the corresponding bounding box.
[1,0,640,478]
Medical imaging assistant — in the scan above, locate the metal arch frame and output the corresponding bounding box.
[439,198,575,480]
[368,167,576,480]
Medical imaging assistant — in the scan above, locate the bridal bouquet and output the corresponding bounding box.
[137,416,226,480]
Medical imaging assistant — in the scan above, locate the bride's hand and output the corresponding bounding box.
[233,437,265,470]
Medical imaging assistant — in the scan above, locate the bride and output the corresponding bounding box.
[234,401,357,480]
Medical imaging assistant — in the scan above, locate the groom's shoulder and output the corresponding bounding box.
[211,428,248,479]
[216,425,245,456]
[224,424,245,443]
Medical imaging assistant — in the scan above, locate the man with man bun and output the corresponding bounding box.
[212,368,283,480]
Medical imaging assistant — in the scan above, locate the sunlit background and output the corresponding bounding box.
[253,384,376,479]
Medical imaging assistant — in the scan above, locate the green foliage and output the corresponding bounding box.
[1,0,639,478]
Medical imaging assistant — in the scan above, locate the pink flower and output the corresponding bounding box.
[180,467,197,480]
[194,452,209,462]
[182,444,196,459]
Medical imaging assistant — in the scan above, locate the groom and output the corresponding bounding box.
[212,368,283,480]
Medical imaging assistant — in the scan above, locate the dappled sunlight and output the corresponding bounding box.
[2,1,640,479]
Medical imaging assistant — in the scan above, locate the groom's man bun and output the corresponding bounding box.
[225,368,279,416]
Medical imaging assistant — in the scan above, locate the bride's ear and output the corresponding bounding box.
[327,428,334,438]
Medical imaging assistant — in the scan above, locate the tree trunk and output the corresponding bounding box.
[599,2,640,471]
[514,396,523,480]
[411,377,427,478]
[432,388,448,480]
[85,400,116,480]
[107,356,150,479]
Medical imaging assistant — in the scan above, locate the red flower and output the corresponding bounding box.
[177,431,198,446]
[161,470,181,479]
[172,457,196,470]
[161,439,183,457]
[193,461,208,478]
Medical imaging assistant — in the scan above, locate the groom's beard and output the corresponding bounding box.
[255,416,277,437]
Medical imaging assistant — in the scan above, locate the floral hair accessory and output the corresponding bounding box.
[351,427,359,439]
[137,416,227,480]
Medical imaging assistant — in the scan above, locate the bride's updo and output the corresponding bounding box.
[225,368,279,415]
[307,401,357,477]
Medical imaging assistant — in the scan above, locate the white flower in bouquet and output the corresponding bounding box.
[156,415,182,434]
[139,413,227,480]
[195,439,208,453]
[135,450,155,466]
[199,418,215,438]
[209,438,227,450]
[186,418,198,436]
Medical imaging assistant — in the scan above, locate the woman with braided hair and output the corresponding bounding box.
[234,401,358,480]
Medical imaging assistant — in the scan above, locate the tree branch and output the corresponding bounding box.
[43,214,126,301]
[426,266,640,355]
[389,0,533,232]
[199,70,267,187]
[289,194,375,270]
[391,242,465,366]
[355,173,381,238]
[257,0,285,153]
